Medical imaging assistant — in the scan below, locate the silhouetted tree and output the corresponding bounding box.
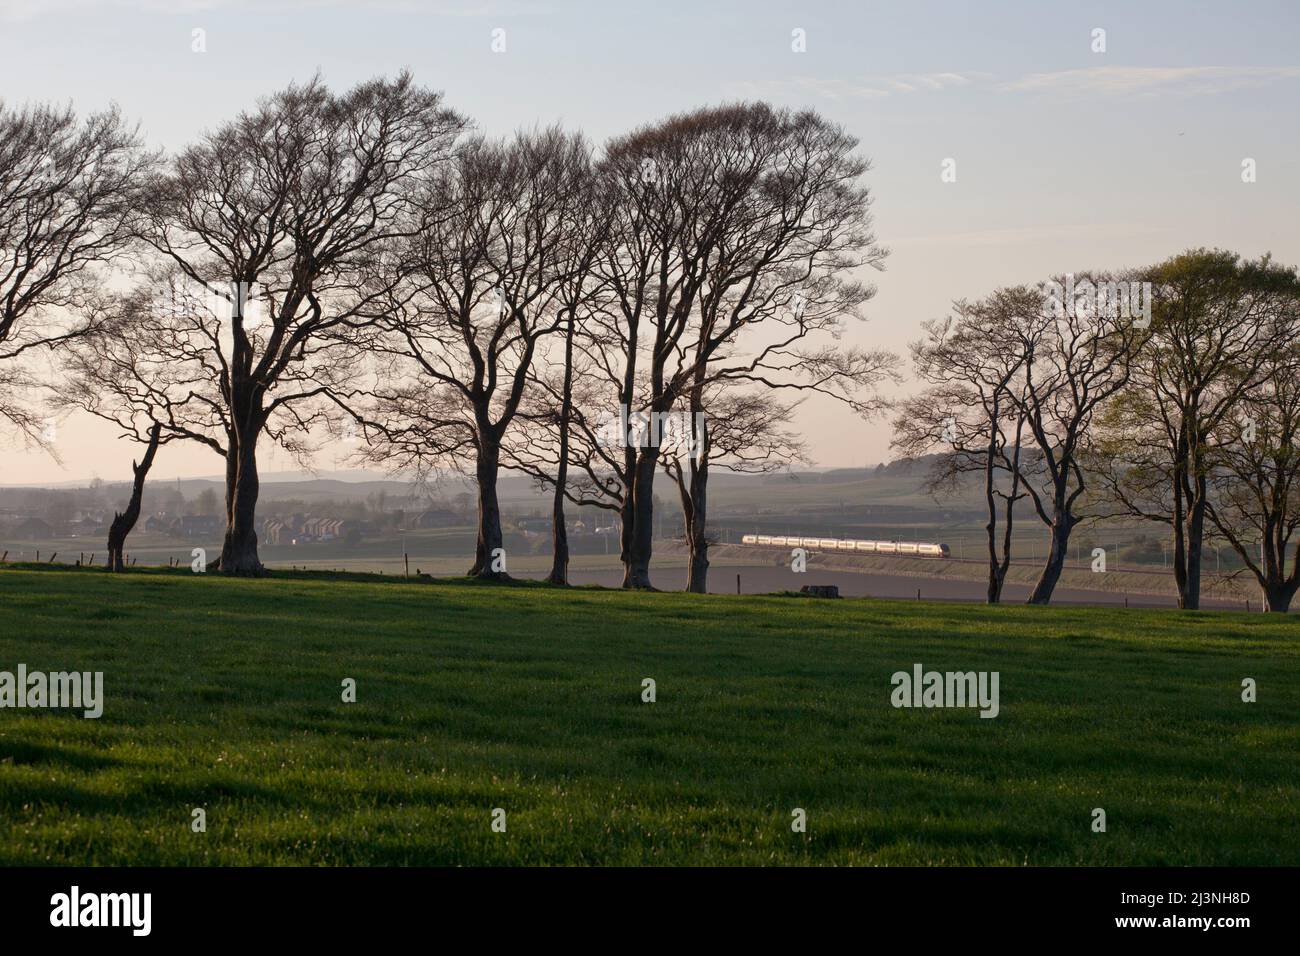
[590,102,890,588]
[362,128,596,579]
[135,73,465,574]
[0,101,154,443]
[1094,250,1298,609]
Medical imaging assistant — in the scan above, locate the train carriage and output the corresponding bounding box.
[737,533,949,558]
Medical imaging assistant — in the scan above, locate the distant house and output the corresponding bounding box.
[301,517,345,540]
[179,515,220,537]
[12,517,53,538]
[144,514,171,533]
[73,516,105,535]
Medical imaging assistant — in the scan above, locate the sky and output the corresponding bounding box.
[2,0,1298,485]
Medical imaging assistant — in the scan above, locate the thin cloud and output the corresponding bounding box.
[735,65,1300,105]
[1002,65,1300,97]
[734,72,990,102]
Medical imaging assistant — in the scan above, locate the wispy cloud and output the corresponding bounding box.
[731,71,991,102]
[733,65,1300,105]
[1002,65,1300,97]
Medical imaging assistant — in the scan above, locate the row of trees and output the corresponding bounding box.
[894,251,1300,611]
[1,75,895,587]
[7,77,1297,608]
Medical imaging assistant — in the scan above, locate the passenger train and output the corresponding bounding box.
[739,534,951,558]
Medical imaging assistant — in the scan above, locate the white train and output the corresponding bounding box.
[739,534,950,558]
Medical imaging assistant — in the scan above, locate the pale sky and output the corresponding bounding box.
[2,0,1298,485]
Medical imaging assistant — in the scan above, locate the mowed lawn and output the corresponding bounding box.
[0,566,1297,865]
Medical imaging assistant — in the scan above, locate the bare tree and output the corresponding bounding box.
[135,74,465,574]
[896,276,1143,604]
[0,101,154,442]
[893,289,1037,603]
[363,128,595,579]
[1014,274,1145,603]
[1093,250,1298,609]
[593,102,889,589]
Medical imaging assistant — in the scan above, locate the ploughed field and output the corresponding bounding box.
[0,565,1296,865]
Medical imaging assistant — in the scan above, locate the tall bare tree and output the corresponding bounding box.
[1015,275,1145,603]
[0,101,153,442]
[893,289,1037,603]
[896,276,1143,604]
[363,128,596,579]
[136,74,465,573]
[511,233,610,586]
[592,102,889,589]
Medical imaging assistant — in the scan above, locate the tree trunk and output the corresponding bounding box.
[106,424,162,572]
[977,411,998,606]
[1263,582,1297,612]
[1171,455,1207,611]
[470,435,507,580]
[625,447,658,589]
[1028,509,1073,605]
[983,394,1001,603]
[685,453,709,594]
[1182,485,1206,610]
[1171,535,1189,606]
[547,475,570,585]
[985,402,1022,604]
[994,430,1023,603]
[618,444,636,587]
[546,312,575,586]
[991,494,1015,604]
[219,428,264,575]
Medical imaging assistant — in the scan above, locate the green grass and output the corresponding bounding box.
[0,564,1296,865]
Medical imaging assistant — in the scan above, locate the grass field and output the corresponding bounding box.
[0,564,1297,865]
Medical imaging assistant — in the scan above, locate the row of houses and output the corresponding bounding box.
[262,515,356,545]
